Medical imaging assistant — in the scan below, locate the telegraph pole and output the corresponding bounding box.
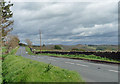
[39,29,42,53]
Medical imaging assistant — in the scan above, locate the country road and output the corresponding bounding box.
[16,47,119,82]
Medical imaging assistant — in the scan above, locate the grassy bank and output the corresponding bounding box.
[26,47,120,63]
[0,47,4,84]
[0,56,1,84]
[2,47,84,82]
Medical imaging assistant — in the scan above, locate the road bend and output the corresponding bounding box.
[16,47,119,82]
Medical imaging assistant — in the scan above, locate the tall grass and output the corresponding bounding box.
[2,55,84,82]
[0,47,5,84]
[2,47,84,82]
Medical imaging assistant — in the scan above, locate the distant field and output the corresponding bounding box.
[26,47,120,63]
[31,44,118,52]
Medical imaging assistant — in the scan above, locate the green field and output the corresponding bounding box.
[31,44,118,52]
[26,47,120,63]
[2,47,84,82]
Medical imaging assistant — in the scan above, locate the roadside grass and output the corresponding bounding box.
[2,47,7,53]
[2,47,84,82]
[0,46,8,84]
[26,47,120,63]
[0,60,1,84]
[0,47,3,84]
[2,47,19,58]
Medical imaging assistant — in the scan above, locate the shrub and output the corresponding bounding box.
[54,45,62,50]
[43,44,45,47]
[79,49,86,52]
[71,48,79,51]
[96,47,106,51]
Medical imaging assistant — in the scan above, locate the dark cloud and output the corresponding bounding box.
[11,2,118,45]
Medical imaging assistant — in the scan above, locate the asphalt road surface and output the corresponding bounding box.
[16,47,119,82]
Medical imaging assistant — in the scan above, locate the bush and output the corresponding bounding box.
[79,49,86,52]
[54,45,62,50]
[71,48,79,51]
[96,47,106,51]
[43,44,46,47]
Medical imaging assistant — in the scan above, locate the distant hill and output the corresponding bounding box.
[31,44,118,52]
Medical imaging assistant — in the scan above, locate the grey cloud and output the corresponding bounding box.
[11,2,118,45]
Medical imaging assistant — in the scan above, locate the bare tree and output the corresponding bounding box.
[5,35,20,53]
[25,39,32,48]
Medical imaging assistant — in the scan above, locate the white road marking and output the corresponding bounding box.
[66,59,72,61]
[88,63,118,70]
[65,62,75,64]
[109,70,118,73]
[48,59,56,61]
[73,60,80,61]
[32,56,36,57]
[88,63,109,67]
[94,64,107,66]
[76,63,88,67]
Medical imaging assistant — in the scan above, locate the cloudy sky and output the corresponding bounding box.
[10,0,118,45]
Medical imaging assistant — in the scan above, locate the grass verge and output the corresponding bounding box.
[26,47,120,63]
[2,47,84,82]
[0,47,3,84]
